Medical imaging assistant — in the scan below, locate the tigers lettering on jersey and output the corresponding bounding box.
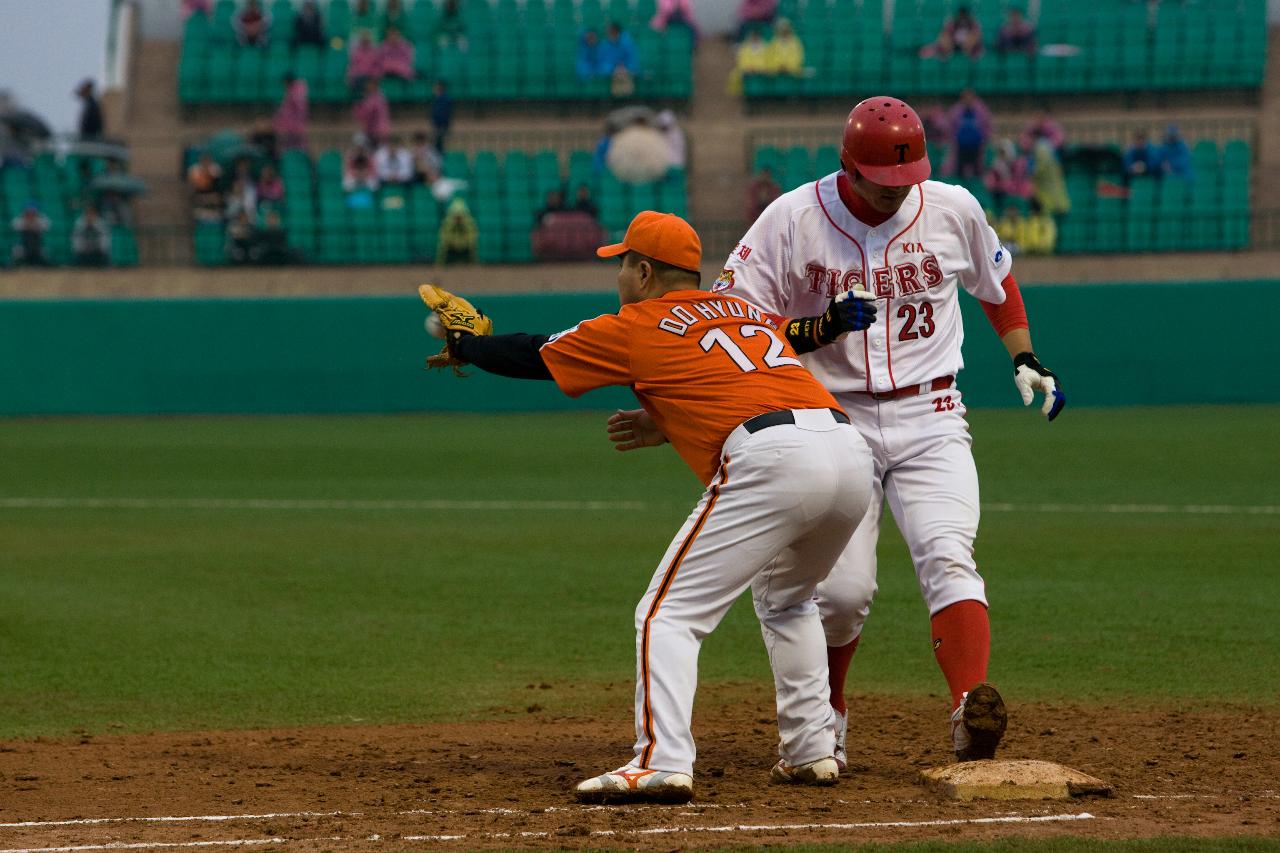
[803,257,944,299]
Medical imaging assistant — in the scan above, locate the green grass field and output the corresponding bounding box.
[1,406,1277,739]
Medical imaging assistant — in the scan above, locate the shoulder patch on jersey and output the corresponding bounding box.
[712,269,735,292]
[545,323,581,344]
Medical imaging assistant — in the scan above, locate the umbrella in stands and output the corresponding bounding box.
[89,172,149,197]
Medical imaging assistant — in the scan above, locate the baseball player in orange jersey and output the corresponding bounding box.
[425,211,880,804]
[614,98,1066,766]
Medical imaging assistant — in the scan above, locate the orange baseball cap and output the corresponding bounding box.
[597,210,702,272]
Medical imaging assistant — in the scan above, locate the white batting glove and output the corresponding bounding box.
[1012,352,1066,421]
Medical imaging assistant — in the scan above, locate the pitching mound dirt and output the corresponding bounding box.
[1,688,1277,850]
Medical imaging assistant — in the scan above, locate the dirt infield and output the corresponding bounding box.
[2,688,1277,851]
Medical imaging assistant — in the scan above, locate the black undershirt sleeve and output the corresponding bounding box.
[453,333,553,380]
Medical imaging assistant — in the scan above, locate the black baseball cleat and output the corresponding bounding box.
[950,682,1008,762]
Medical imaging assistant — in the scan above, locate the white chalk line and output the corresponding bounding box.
[403,811,1096,841]
[2,802,754,830]
[0,839,298,853]
[2,497,1278,516]
[0,497,645,512]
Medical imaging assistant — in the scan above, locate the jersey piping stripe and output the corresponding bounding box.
[882,185,926,392]
[814,179,871,392]
[637,455,731,769]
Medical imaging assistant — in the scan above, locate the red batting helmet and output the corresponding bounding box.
[840,96,931,187]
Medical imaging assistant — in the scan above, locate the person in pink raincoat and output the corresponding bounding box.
[273,74,309,151]
[650,0,700,38]
[353,78,391,145]
[347,29,383,93]
[379,26,416,80]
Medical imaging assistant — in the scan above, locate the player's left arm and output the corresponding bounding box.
[979,273,1066,422]
[953,188,1065,422]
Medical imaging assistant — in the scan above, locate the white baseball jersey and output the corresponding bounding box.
[719,174,1012,394]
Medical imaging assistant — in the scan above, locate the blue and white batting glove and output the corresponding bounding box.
[829,288,879,333]
[1013,352,1065,421]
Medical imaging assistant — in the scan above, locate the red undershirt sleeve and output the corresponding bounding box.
[980,273,1030,338]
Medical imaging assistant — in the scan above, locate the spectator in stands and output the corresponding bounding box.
[411,130,442,184]
[650,0,700,39]
[1160,125,1193,180]
[225,175,258,223]
[1031,139,1070,216]
[727,28,770,94]
[354,78,392,146]
[984,139,1032,214]
[383,0,409,38]
[188,152,224,222]
[248,117,279,162]
[433,0,469,52]
[374,136,414,185]
[995,7,1036,56]
[736,0,778,41]
[437,197,478,264]
[767,18,805,77]
[577,29,605,81]
[430,80,453,154]
[944,88,992,178]
[380,27,416,81]
[225,209,256,264]
[1020,108,1064,153]
[1122,131,1164,181]
[72,204,112,267]
[996,200,1056,255]
[256,163,285,206]
[348,30,383,94]
[96,159,133,225]
[573,183,599,219]
[233,0,272,47]
[658,110,686,170]
[255,208,293,264]
[921,5,983,59]
[351,0,380,38]
[343,145,380,208]
[11,203,51,267]
[746,165,781,223]
[274,74,309,151]
[600,22,640,76]
[76,79,104,140]
[292,0,325,47]
[182,0,212,19]
[536,188,568,226]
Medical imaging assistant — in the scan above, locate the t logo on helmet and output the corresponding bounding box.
[894,143,909,163]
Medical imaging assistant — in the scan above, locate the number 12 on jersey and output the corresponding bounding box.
[699,324,802,373]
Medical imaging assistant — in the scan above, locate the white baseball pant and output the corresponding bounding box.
[816,387,986,647]
[631,409,874,776]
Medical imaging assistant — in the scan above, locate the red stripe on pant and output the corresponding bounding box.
[637,456,731,769]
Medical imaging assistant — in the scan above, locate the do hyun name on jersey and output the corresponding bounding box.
[655,296,771,337]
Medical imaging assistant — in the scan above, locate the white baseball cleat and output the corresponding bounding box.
[573,764,694,804]
[833,708,849,772]
[770,756,840,786]
[951,682,1009,762]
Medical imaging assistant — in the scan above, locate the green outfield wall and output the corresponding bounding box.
[1,281,1276,415]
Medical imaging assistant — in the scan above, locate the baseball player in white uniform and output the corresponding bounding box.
[715,96,1067,766]
[606,98,1064,765]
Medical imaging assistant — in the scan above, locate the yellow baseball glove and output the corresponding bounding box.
[418,284,493,373]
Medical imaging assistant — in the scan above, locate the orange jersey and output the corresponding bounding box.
[539,289,843,484]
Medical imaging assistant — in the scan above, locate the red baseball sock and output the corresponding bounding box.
[930,600,990,710]
[826,636,860,714]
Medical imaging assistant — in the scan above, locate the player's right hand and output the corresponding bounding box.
[607,408,668,451]
[827,288,879,335]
